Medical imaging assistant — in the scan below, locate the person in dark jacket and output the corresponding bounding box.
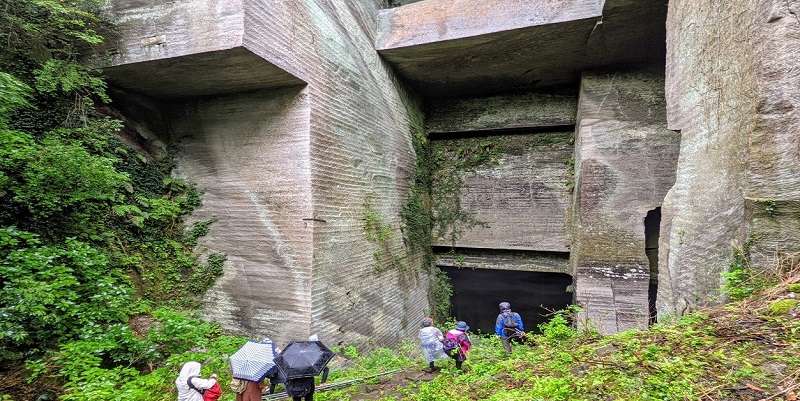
[285,376,315,401]
[495,301,525,356]
[264,365,286,395]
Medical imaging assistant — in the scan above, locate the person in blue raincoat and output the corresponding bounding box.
[495,301,524,356]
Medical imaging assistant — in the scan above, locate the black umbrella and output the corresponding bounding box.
[274,341,335,379]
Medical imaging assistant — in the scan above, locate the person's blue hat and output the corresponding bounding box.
[454,321,470,331]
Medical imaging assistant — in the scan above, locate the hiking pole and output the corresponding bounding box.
[262,369,401,400]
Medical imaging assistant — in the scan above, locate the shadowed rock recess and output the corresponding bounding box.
[100,0,800,343]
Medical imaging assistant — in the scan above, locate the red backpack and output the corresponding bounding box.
[187,377,223,401]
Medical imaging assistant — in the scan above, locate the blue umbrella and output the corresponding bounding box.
[229,340,277,381]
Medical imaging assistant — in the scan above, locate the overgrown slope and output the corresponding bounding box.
[312,262,800,401]
[0,1,224,398]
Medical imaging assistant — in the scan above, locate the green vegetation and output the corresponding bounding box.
[564,158,576,190]
[399,129,451,320]
[363,197,409,273]
[26,309,245,401]
[766,299,798,316]
[314,267,800,401]
[429,137,499,246]
[722,235,768,301]
[400,129,434,258]
[764,198,777,217]
[1,0,225,398]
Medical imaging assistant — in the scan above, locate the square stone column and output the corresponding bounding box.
[571,70,680,334]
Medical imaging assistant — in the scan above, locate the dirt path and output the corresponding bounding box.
[344,368,438,401]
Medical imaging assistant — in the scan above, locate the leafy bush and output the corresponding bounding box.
[536,309,577,343]
[0,72,33,128]
[0,227,134,353]
[29,311,247,401]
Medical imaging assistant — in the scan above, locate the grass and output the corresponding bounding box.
[316,263,800,400]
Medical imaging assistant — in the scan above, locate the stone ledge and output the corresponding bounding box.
[103,47,305,99]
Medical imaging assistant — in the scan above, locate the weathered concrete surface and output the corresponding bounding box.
[103,0,429,348]
[376,0,666,98]
[436,250,570,275]
[585,0,667,68]
[426,91,578,134]
[658,0,759,317]
[377,0,601,48]
[168,88,314,340]
[376,0,599,98]
[432,133,574,252]
[745,1,800,268]
[571,70,679,334]
[660,0,800,317]
[102,0,304,97]
[104,0,246,61]
[104,48,304,98]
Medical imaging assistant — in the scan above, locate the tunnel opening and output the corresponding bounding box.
[645,207,661,324]
[441,266,573,335]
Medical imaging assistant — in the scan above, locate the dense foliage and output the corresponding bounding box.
[0,0,223,378]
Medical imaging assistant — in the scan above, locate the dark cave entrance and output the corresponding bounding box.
[441,266,573,335]
[645,207,661,324]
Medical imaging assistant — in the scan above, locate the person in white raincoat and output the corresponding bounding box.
[418,317,448,372]
[175,361,218,401]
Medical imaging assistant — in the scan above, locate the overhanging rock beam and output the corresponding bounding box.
[101,0,306,98]
[376,0,666,99]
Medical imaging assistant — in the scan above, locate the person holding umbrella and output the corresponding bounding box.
[235,378,264,401]
[275,339,336,401]
[308,334,329,383]
[229,339,278,401]
[285,376,315,401]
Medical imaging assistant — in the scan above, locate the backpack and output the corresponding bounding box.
[502,311,518,329]
[442,338,460,357]
[286,378,312,397]
[188,376,223,401]
[202,382,222,401]
[229,378,247,394]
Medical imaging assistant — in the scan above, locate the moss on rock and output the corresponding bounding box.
[766,299,798,316]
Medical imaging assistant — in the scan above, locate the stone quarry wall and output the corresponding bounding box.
[662,0,800,316]
[744,1,800,269]
[104,0,245,59]
[428,92,577,256]
[660,0,759,316]
[432,133,574,252]
[101,0,800,340]
[288,1,428,348]
[103,0,428,347]
[571,70,680,333]
[167,88,314,341]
